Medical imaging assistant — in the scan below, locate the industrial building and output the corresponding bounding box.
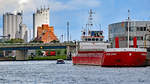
[35,24,58,43]
[33,8,50,39]
[3,12,28,42]
[19,24,28,42]
[109,21,150,48]
[3,12,22,39]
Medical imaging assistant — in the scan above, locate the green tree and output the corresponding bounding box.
[36,50,43,56]
[30,40,43,43]
[64,50,67,54]
[5,38,24,43]
[57,50,61,56]
[51,40,60,43]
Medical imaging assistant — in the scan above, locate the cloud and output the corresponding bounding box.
[49,0,100,11]
[0,0,100,14]
[0,0,101,40]
[0,0,34,14]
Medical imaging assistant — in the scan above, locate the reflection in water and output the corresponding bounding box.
[0,61,149,84]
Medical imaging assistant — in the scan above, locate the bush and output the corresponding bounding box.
[28,55,66,60]
[5,38,24,43]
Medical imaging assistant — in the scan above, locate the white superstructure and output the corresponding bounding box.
[33,8,50,38]
[3,12,22,39]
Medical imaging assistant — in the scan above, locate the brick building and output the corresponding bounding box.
[36,24,59,43]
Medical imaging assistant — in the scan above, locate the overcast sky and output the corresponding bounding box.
[0,0,150,41]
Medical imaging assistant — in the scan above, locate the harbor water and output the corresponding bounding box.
[0,61,150,84]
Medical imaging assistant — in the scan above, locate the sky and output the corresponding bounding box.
[0,0,150,41]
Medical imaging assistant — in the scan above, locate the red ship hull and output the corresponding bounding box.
[72,48,147,67]
[72,51,104,66]
[102,51,146,67]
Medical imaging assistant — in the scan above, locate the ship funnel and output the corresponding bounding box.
[133,37,137,48]
[115,37,119,48]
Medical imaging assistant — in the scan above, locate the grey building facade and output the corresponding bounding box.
[109,21,150,48]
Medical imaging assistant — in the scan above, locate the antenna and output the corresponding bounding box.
[70,34,71,41]
[127,9,130,48]
[67,21,70,42]
[87,9,95,30]
[61,34,64,43]
[99,24,101,31]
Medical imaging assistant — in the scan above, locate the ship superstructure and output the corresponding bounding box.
[72,9,109,65]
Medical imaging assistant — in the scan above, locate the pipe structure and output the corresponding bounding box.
[115,37,119,48]
[133,37,137,48]
[144,34,150,48]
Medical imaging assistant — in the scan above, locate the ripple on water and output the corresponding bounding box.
[0,61,150,84]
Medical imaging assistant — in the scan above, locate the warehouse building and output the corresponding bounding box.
[108,21,150,48]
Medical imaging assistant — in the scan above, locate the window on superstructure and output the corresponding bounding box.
[85,38,88,41]
[100,32,102,35]
[88,38,91,41]
[129,37,132,41]
[137,27,140,31]
[126,27,131,31]
[96,38,98,41]
[92,38,95,41]
[141,37,143,40]
[144,27,146,31]
[140,27,143,31]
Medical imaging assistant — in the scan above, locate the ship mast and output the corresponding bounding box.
[127,10,130,48]
[87,9,95,35]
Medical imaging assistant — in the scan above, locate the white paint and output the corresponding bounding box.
[79,42,110,50]
[105,48,147,52]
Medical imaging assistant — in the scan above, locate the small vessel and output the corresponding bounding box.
[56,59,65,64]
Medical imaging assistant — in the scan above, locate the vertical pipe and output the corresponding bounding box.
[144,35,147,48]
[115,37,119,48]
[133,37,137,48]
[127,10,130,48]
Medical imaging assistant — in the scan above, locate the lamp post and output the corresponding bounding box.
[67,21,69,43]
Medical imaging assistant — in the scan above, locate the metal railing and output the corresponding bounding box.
[0,43,76,47]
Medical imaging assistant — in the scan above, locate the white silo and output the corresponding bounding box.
[3,12,23,39]
[19,24,28,43]
[33,7,50,39]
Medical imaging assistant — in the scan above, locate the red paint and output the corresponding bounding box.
[102,51,146,66]
[45,51,56,56]
[133,37,137,48]
[72,51,104,65]
[115,37,119,48]
[72,50,147,67]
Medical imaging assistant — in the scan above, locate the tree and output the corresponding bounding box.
[51,40,60,43]
[57,50,61,56]
[36,50,43,56]
[5,38,24,43]
[30,40,43,43]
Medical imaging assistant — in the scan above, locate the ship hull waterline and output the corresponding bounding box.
[72,49,147,67]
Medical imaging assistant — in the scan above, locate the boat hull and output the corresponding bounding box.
[72,48,147,67]
[72,51,104,66]
[102,51,147,67]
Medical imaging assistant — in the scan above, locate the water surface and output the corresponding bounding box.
[0,61,149,84]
